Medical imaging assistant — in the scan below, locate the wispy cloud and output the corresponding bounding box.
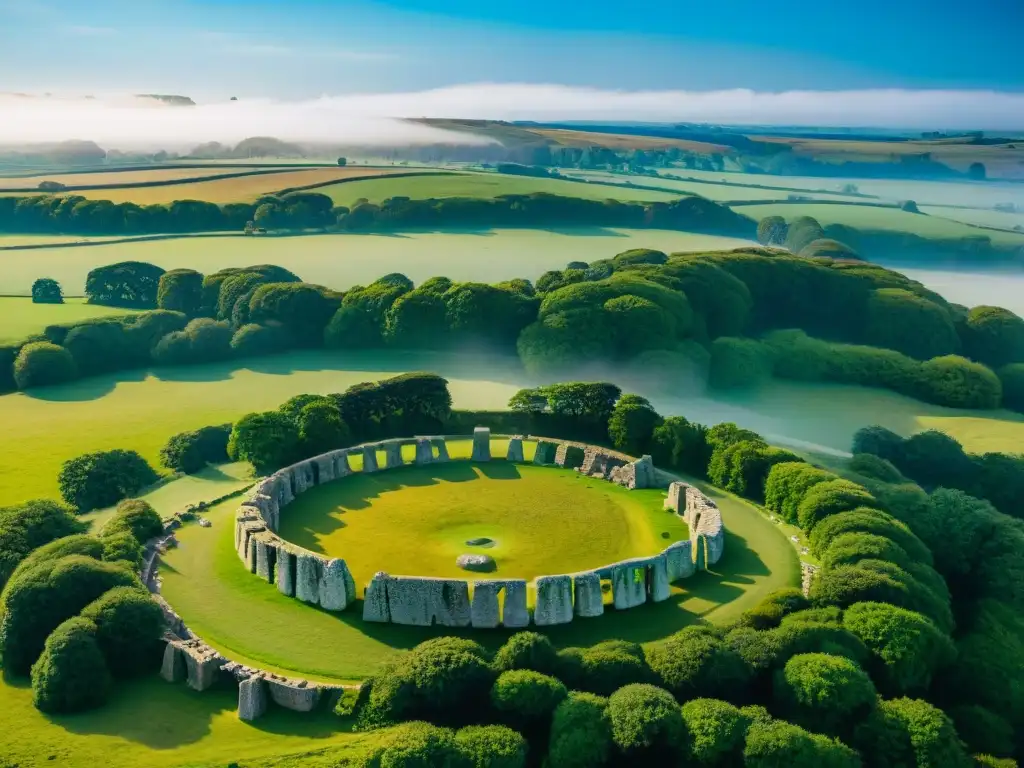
[197,30,395,63]
[64,24,116,36]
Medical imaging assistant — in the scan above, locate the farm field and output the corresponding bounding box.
[570,170,859,203]
[529,127,734,153]
[316,171,680,206]
[280,461,687,583]
[0,297,142,343]
[0,674,372,768]
[918,204,1024,231]
[0,228,757,295]
[0,234,140,248]
[0,166,289,190]
[731,201,1024,245]
[160,472,798,682]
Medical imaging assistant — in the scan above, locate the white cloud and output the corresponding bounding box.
[64,24,116,36]
[197,30,395,63]
[0,84,1021,151]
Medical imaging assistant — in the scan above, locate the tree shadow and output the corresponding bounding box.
[21,368,146,402]
[536,225,630,237]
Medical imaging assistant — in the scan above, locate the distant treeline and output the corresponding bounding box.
[5,247,1024,418]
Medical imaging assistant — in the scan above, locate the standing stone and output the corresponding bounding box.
[295,553,322,604]
[664,481,686,515]
[184,648,221,692]
[471,427,491,462]
[386,577,472,627]
[664,540,695,582]
[244,531,259,574]
[553,443,570,467]
[332,449,352,479]
[502,580,530,628]
[534,575,573,626]
[471,581,503,628]
[383,440,403,469]
[238,676,268,721]
[315,454,337,485]
[649,554,670,603]
[506,437,524,463]
[343,568,357,603]
[268,679,320,712]
[292,462,315,496]
[533,441,556,465]
[255,537,276,583]
[433,438,450,462]
[573,572,604,618]
[363,572,391,622]
[276,547,296,596]
[160,642,186,683]
[611,562,648,610]
[415,438,434,465]
[318,559,353,611]
[694,535,707,571]
[362,444,379,473]
[275,471,294,507]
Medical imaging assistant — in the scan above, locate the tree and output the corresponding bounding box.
[968,162,986,180]
[7,534,103,584]
[574,642,655,696]
[0,499,85,588]
[248,282,339,342]
[997,363,1024,411]
[31,277,63,304]
[607,684,689,764]
[773,653,876,737]
[362,722,464,768]
[650,415,712,477]
[57,450,159,512]
[744,718,860,768]
[797,479,879,531]
[757,216,788,245]
[30,616,111,714]
[547,692,612,768]
[808,508,932,564]
[681,698,750,766]
[230,322,289,358]
[764,462,839,523]
[708,337,773,390]
[851,425,904,462]
[799,239,862,261]
[888,429,974,491]
[854,697,972,768]
[228,411,301,473]
[80,586,164,677]
[13,341,77,389]
[738,588,810,630]
[455,725,527,768]
[324,276,411,349]
[85,261,166,307]
[383,288,449,348]
[784,216,826,253]
[152,318,233,365]
[490,670,567,734]
[100,498,163,543]
[646,626,752,701]
[337,157,347,166]
[916,355,1002,410]
[297,400,351,456]
[492,632,561,677]
[608,394,662,455]
[864,289,958,360]
[962,306,1024,368]
[156,269,203,315]
[160,424,232,474]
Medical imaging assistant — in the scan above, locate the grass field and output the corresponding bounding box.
[0,166,287,190]
[160,463,798,682]
[570,170,859,203]
[0,674,373,768]
[280,459,686,583]
[918,205,1024,231]
[731,201,1024,245]
[531,128,734,153]
[0,228,757,295]
[316,172,680,206]
[0,234,139,248]
[0,297,142,343]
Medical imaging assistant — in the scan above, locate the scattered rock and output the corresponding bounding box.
[198,518,211,528]
[457,554,496,573]
[465,537,494,547]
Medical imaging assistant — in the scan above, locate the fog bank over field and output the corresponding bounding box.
[2,84,1023,149]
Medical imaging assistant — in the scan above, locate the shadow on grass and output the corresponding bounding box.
[21,368,146,402]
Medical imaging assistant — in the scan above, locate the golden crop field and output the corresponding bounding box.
[530,127,734,153]
[0,166,285,190]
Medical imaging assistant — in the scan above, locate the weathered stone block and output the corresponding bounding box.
[502,580,530,628]
[553,443,569,467]
[470,581,503,628]
[318,558,352,611]
[471,427,491,462]
[649,554,670,603]
[694,535,707,571]
[573,572,604,618]
[184,647,222,692]
[268,678,320,712]
[534,575,573,626]
[238,675,268,721]
[383,439,403,469]
[295,553,322,604]
[331,449,352,479]
[611,456,657,490]
[664,540,695,581]
[533,440,557,465]
[433,438,450,462]
[255,536,277,583]
[315,454,337,485]
[160,642,186,683]
[362,444,379,473]
[415,438,434,465]
[386,577,472,627]
[363,572,391,622]
[506,437,524,463]
[611,561,647,610]
[664,481,686,515]
[276,547,296,596]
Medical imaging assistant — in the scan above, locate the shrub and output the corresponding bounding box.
[297,400,352,456]
[607,394,662,455]
[784,216,826,253]
[948,706,1015,758]
[100,531,143,569]
[851,424,904,461]
[708,336,773,389]
[796,479,878,531]
[0,499,84,588]
[152,318,233,365]
[575,645,655,697]
[916,355,1002,410]
[650,415,712,477]
[0,555,138,674]
[8,534,103,583]
[799,238,861,261]
[842,602,955,695]
[738,588,810,630]
[230,322,289,357]
[854,697,972,768]
[709,440,799,501]
[807,508,931,564]
[646,626,752,701]
[101,498,163,543]
[764,462,838,523]
[361,721,462,768]
[454,725,527,768]
[849,453,904,483]
[613,248,668,266]
[821,532,912,570]
[607,684,688,763]
[757,215,788,245]
[160,424,232,474]
[490,670,566,733]
[156,268,203,315]
[893,429,975,491]
[492,632,560,677]
[30,617,111,714]
[228,410,301,473]
[811,563,909,612]
[547,692,612,768]
[864,288,958,360]
[744,718,860,768]
[13,341,77,389]
[962,305,1024,368]
[85,261,165,307]
[57,450,159,512]
[32,277,64,304]
[770,621,870,672]
[80,586,165,678]
[773,653,876,736]
[681,698,750,766]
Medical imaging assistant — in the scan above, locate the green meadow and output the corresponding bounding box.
[0,297,142,343]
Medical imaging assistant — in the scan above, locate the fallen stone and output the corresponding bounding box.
[268,678,320,712]
[238,675,268,721]
[415,438,434,465]
[502,580,530,628]
[649,554,670,602]
[318,558,352,611]
[506,437,524,463]
[362,444,379,473]
[573,572,604,618]
[295,553,322,604]
[457,554,496,573]
[534,575,573,626]
[470,581,503,629]
[363,572,391,622]
[611,561,648,610]
[276,547,296,596]
[160,642,186,683]
[471,426,491,462]
[465,537,494,547]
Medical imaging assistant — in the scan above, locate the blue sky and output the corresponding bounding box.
[1,0,1021,99]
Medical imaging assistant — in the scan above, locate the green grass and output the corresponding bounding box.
[568,170,860,203]
[280,458,686,583]
[316,171,681,206]
[918,205,1024,231]
[159,459,798,683]
[0,297,142,344]
[0,228,757,295]
[729,201,1024,245]
[0,674,375,768]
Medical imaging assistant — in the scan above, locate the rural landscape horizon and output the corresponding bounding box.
[2,1,1023,767]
